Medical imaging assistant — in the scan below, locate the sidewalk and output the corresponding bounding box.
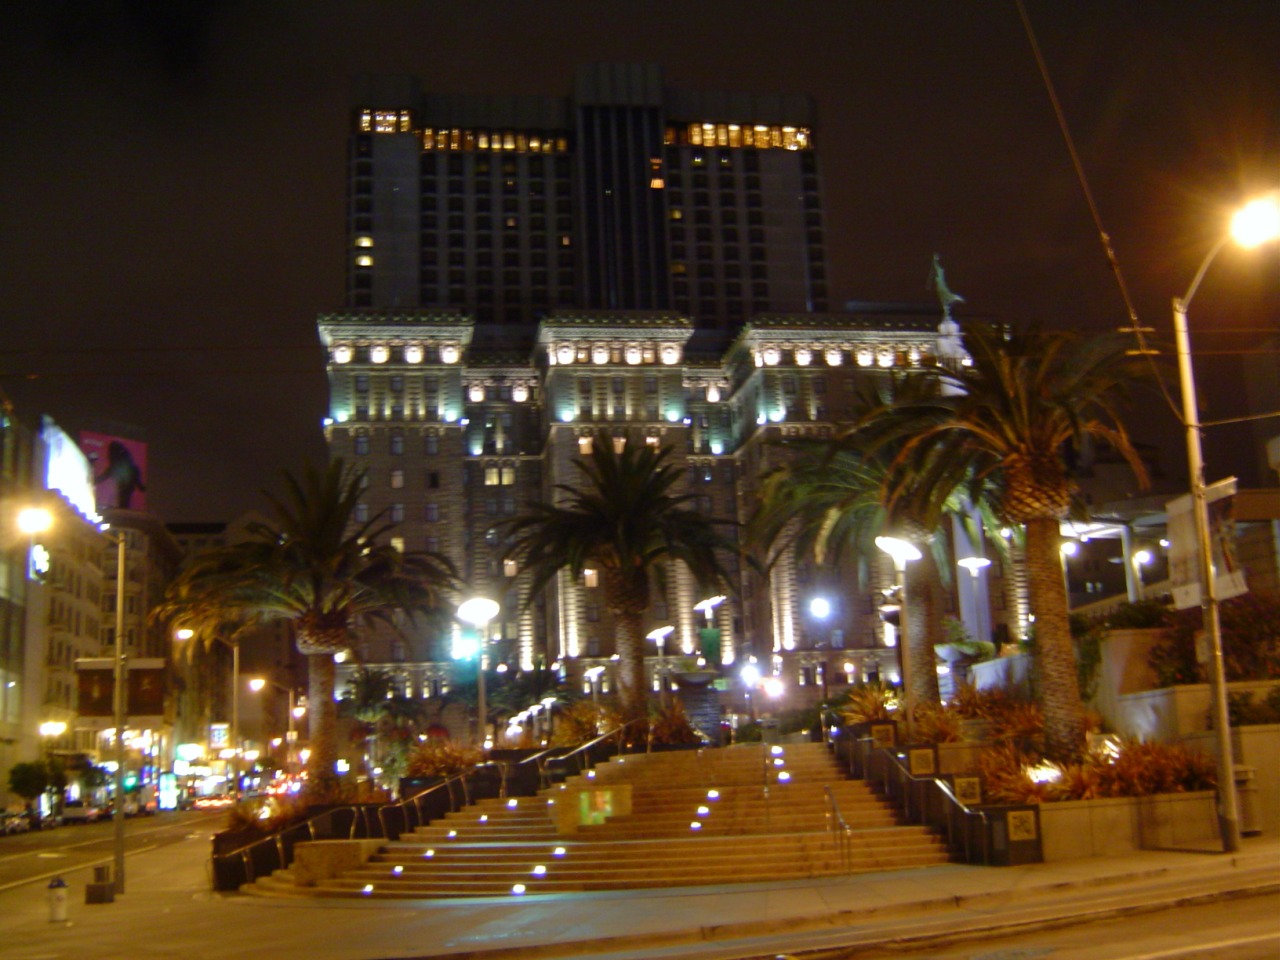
[1,827,1276,960]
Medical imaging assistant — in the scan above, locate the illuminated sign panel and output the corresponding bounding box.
[80,432,148,512]
[41,419,99,521]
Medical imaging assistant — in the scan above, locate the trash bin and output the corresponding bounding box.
[85,865,114,904]
[1234,765,1261,836]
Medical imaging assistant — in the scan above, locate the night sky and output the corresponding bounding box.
[3,1,1277,522]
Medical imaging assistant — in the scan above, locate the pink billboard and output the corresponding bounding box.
[80,432,149,511]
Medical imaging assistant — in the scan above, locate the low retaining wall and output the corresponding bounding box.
[291,839,385,887]
[1038,791,1218,861]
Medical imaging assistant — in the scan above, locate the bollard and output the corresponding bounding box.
[48,877,68,922]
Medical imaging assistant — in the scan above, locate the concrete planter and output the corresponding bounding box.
[1115,680,1279,741]
[1090,628,1167,733]
[1183,723,1280,835]
[1038,791,1218,861]
[971,653,1032,697]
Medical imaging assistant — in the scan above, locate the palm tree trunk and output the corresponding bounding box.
[906,552,942,711]
[307,652,338,790]
[613,610,647,723]
[1024,516,1086,760]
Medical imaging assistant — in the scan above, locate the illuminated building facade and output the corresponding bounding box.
[345,65,826,331]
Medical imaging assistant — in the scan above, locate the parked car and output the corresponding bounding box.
[0,811,31,835]
[60,800,102,824]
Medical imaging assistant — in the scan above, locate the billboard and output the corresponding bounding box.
[79,432,148,512]
[41,418,99,521]
[75,658,167,728]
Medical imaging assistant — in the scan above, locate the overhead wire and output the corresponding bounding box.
[1015,0,1185,425]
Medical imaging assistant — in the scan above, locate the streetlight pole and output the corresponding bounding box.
[876,536,921,733]
[1171,194,1278,854]
[109,530,127,894]
[457,598,499,749]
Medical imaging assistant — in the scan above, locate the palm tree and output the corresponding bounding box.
[503,438,738,721]
[866,324,1150,759]
[751,434,997,715]
[156,460,456,792]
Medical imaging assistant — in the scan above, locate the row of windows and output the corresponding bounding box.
[421,128,570,153]
[421,232,574,253]
[665,123,812,151]
[423,248,574,269]
[422,180,572,201]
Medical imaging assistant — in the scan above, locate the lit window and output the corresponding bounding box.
[504,559,518,577]
[371,345,389,364]
[405,345,423,364]
[390,470,404,489]
[578,437,593,455]
[485,467,500,486]
[501,467,516,485]
[356,255,373,267]
[469,384,485,402]
[355,236,374,248]
[645,435,659,447]
[612,436,626,453]
[390,537,405,553]
[333,346,352,364]
[583,569,599,588]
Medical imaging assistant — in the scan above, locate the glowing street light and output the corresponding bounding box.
[1170,192,1278,853]
[875,536,921,727]
[457,597,499,749]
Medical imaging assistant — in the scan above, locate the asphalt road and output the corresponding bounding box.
[0,809,224,891]
[773,891,1280,960]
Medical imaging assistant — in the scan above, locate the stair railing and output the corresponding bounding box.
[862,743,992,865]
[823,784,853,873]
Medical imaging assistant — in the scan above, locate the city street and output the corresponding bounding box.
[792,891,1280,960]
[0,809,222,891]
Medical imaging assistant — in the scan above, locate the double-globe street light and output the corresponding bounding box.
[248,676,303,776]
[1172,193,1279,853]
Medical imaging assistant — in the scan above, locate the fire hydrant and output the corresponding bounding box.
[48,876,68,922]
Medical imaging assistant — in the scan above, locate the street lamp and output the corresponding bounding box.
[102,526,128,894]
[875,536,922,728]
[1171,192,1279,854]
[38,721,66,816]
[457,597,499,749]
[646,625,674,701]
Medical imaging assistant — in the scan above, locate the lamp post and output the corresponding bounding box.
[38,720,66,817]
[692,595,725,666]
[1171,194,1279,854]
[876,536,922,731]
[646,625,674,702]
[457,597,499,749]
[101,527,128,894]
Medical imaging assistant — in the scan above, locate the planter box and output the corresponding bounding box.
[1115,680,1279,742]
[936,741,985,774]
[1091,628,1166,733]
[1038,791,1218,861]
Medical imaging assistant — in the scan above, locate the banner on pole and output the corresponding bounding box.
[1167,478,1248,610]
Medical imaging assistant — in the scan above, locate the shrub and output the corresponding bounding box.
[912,703,964,743]
[551,700,620,745]
[404,740,483,779]
[1224,689,1280,727]
[647,699,703,746]
[1151,594,1280,686]
[837,682,899,724]
[1103,600,1170,630]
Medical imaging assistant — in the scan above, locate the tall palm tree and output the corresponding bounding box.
[156,460,456,791]
[503,438,738,721]
[866,324,1151,759]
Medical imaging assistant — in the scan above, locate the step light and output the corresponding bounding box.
[552,847,566,857]
[778,771,792,782]
[512,883,527,895]
[706,789,719,799]
[531,865,547,876]
[479,814,488,822]
[447,830,457,838]
[696,806,710,816]
[362,884,374,895]
[392,865,404,875]
[423,849,435,858]
[507,799,519,808]
[771,746,784,756]
[689,821,702,830]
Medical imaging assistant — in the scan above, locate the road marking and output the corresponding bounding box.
[34,852,68,859]
[1119,932,1280,960]
[0,846,158,893]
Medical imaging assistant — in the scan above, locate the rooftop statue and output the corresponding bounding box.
[930,254,966,363]
[928,253,965,319]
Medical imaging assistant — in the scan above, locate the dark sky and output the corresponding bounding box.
[3,1,1278,522]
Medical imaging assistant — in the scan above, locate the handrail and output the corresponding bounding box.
[213,767,478,881]
[823,784,852,873]
[870,744,991,865]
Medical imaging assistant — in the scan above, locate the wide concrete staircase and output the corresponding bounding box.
[247,742,949,899]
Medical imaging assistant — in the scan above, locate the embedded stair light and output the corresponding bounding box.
[771,746,784,756]
[479,814,488,822]
[689,821,702,830]
[553,847,566,857]
[508,799,519,808]
[778,771,792,782]
[531,865,547,876]
[512,884,527,895]
[706,790,719,800]
[423,849,435,858]
[362,884,374,895]
[447,830,457,838]
[696,806,710,816]
[773,759,785,766]
[392,866,404,875]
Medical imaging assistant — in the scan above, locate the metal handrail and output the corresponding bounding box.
[823,784,852,872]
[869,744,991,865]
